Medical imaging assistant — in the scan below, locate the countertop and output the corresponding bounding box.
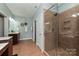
[0,37,12,41]
[9,32,20,34]
[0,42,9,50]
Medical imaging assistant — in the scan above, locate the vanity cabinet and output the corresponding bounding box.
[8,33,20,45]
[0,37,13,56]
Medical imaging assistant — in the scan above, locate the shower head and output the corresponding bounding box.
[53,13,58,16]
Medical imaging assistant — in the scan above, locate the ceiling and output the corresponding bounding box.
[5,3,41,18]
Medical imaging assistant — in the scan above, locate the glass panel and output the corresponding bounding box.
[44,3,58,56]
[44,3,79,56]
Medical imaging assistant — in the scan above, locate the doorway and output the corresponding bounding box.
[0,15,4,37]
[34,20,36,43]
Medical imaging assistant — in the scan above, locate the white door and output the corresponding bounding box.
[0,16,4,37]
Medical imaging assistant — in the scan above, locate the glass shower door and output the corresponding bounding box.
[44,3,58,56]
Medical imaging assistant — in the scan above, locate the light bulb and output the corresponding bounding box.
[72,14,77,17]
[45,22,49,24]
[77,13,79,15]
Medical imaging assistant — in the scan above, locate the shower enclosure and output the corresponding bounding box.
[44,3,79,56]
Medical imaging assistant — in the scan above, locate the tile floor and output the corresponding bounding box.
[47,48,77,56]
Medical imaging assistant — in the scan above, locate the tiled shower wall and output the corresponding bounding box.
[59,5,79,49]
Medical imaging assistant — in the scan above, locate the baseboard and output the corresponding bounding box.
[20,38,32,40]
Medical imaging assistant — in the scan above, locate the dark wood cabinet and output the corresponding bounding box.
[8,33,20,45]
[0,37,13,56]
